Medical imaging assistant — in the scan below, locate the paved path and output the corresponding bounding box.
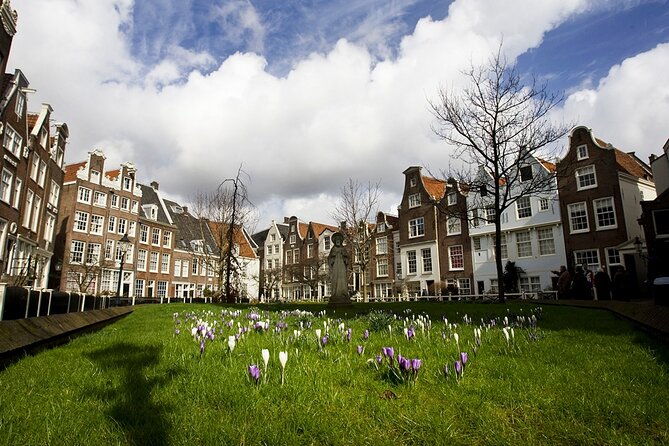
[538,298,669,340]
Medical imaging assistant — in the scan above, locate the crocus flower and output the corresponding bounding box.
[443,363,449,379]
[228,335,236,352]
[200,339,205,357]
[375,355,382,364]
[460,352,468,368]
[279,351,288,385]
[502,327,510,345]
[363,329,369,340]
[315,329,322,340]
[248,364,261,384]
[346,328,352,342]
[262,349,270,374]
[411,359,422,375]
[174,328,180,336]
[454,360,462,379]
[357,345,364,355]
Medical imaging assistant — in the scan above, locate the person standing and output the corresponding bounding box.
[556,265,571,300]
[594,266,612,300]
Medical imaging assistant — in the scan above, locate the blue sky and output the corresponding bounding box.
[8,0,669,228]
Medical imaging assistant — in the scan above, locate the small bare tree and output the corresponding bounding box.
[259,265,284,301]
[289,253,329,301]
[429,48,570,303]
[331,179,381,301]
[191,165,256,303]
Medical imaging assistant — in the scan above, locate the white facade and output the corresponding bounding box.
[399,240,440,296]
[619,172,657,240]
[469,158,567,294]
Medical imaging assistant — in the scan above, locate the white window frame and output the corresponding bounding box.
[516,196,532,219]
[0,168,12,203]
[408,193,421,208]
[407,250,417,274]
[575,165,597,191]
[537,227,556,256]
[568,202,589,233]
[576,144,588,160]
[74,211,89,232]
[421,248,432,273]
[376,258,389,277]
[448,245,464,271]
[77,186,92,204]
[447,217,461,236]
[409,217,425,238]
[516,231,532,258]
[593,197,617,230]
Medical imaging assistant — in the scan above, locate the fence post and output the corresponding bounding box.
[0,283,6,321]
[67,292,71,313]
[36,289,43,316]
[24,287,31,319]
[47,289,53,315]
[80,293,86,312]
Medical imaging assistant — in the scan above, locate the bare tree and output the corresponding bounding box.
[287,253,329,301]
[63,251,114,294]
[331,179,381,301]
[259,265,284,301]
[429,48,570,303]
[191,165,256,303]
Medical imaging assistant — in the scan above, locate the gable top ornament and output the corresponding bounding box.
[1,0,17,37]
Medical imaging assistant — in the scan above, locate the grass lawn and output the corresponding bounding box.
[0,301,667,445]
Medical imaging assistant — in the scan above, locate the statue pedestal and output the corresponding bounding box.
[327,294,353,308]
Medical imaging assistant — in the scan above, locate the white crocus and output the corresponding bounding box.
[502,327,510,345]
[279,351,288,385]
[228,335,236,352]
[453,332,460,351]
[315,329,322,340]
[262,348,270,372]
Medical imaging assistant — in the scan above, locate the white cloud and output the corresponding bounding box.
[7,0,664,231]
[560,42,669,155]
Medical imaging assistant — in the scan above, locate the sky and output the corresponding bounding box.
[7,0,669,232]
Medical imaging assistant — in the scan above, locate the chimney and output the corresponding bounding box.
[150,181,159,190]
[649,154,657,163]
[182,206,188,214]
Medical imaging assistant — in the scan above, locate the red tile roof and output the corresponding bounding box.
[27,113,39,131]
[311,222,338,237]
[207,221,256,258]
[298,222,309,239]
[614,150,652,180]
[63,161,86,182]
[106,169,120,181]
[538,158,556,173]
[421,175,447,199]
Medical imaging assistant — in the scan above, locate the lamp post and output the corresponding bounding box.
[115,233,131,307]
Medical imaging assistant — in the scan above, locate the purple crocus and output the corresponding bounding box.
[174,328,180,336]
[382,347,395,361]
[346,328,352,342]
[375,355,382,364]
[248,364,261,384]
[411,358,422,373]
[357,345,364,355]
[363,329,369,340]
[460,352,468,367]
[321,336,328,347]
[454,360,462,379]
[199,339,205,357]
[398,354,410,372]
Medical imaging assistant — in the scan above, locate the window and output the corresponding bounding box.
[458,278,471,295]
[480,185,488,197]
[307,244,314,258]
[576,165,597,190]
[93,191,106,206]
[70,240,85,263]
[140,224,148,243]
[537,228,555,255]
[128,221,136,237]
[30,155,39,181]
[409,193,421,208]
[289,234,296,244]
[192,259,199,275]
[447,217,461,235]
[376,258,389,276]
[520,165,533,182]
[49,181,60,207]
[376,237,388,255]
[174,260,182,277]
[132,200,139,213]
[182,261,189,277]
[449,245,464,270]
[161,254,170,273]
[520,276,541,292]
[111,194,119,208]
[135,279,145,297]
[409,217,425,238]
[13,178,22,209]
[23,189,34,228]
[90,170,100,184]
[121,197,130,211]
[108,216,117,233]
[118,218,127,235]
[44,214,56,243]
[577,144,588,160]
[293,249,300,263]
[105,240,114,260]
[377,223,386,233]
[77,186,91,204]
[594,197,617,230]
[157,281,167,298]
[516,231,532,257]
[447,192,457,205]
[74,211,89,232]
[152,228,160,245]
[149,252,159,272]
[86,243,101,265]
[410,177,417,187]
[37,160,47,187]
[15,92,25,117]
[163,231,172,248]
[485,207,496,224]
[31,195,41,232]
[123,177,132,191]
[607,248,621,266]
[539,198,549,212]
[90,215,104,235]
[574,249,599,270]
[421,248,432,273]
[324,236,331,250]
[136,249,147,271]
[473,236,481,251]
[568,202,589,233]
[0,168,12,203]
[3,124,23,157]
[407,250,417,274]
[494,234,508,259]
[516,196,532,219]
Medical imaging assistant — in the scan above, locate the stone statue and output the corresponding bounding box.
[328,232,351,304]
